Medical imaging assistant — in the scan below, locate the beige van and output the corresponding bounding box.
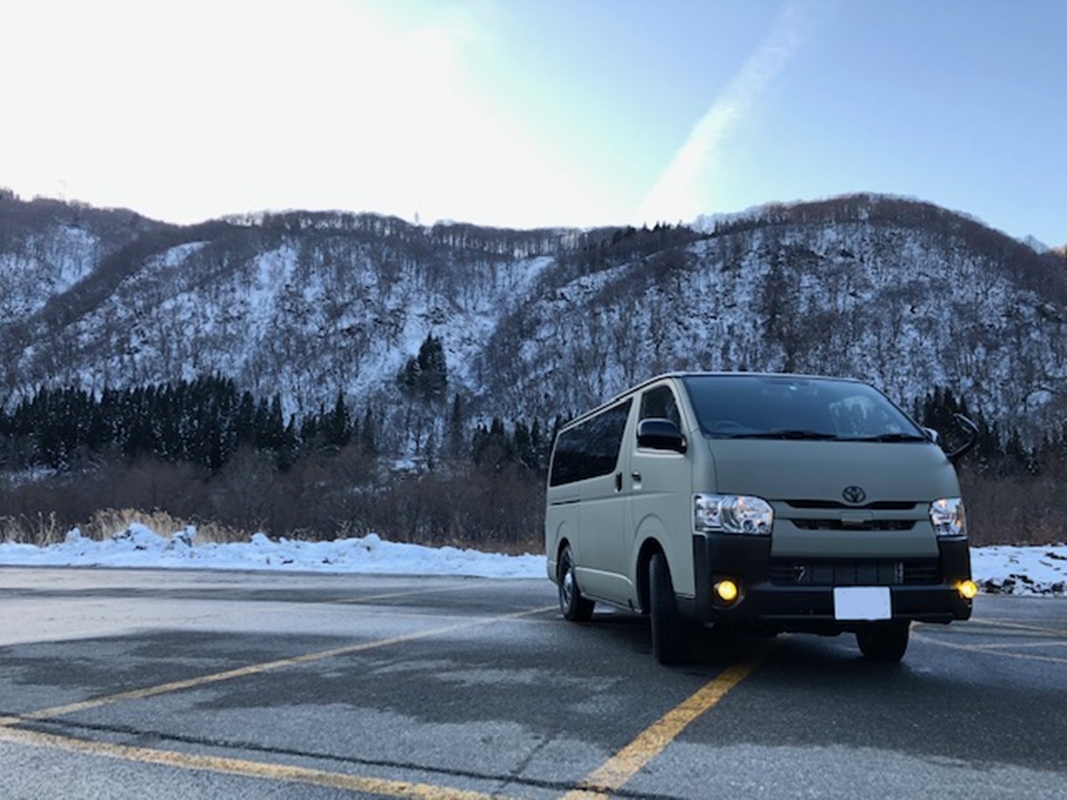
[545,373,977,664]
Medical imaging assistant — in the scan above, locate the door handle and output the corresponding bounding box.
[631,471,642,482]
[615,472,623,492]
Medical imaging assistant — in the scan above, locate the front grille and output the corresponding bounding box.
[768,559,942,586]
[792,519,916,531]
[786,500,918,511]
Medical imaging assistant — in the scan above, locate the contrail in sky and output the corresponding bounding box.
[636,0,826,224]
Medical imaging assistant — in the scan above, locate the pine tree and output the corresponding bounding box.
[447,393,466,458]
[472,417,511,472]
[277,415,298,470]
[415,334,448,403]
[513,419,533,470]
[360,405,378,456]
[236,391,256,449]
[324,392,352,449]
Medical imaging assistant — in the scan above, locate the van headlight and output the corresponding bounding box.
[694,494,773,535]
[930,497,966,538]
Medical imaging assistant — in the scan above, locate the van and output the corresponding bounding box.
[545,373,978,664]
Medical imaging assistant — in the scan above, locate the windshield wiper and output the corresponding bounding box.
[848,432,928,443]
[727,429,839,441]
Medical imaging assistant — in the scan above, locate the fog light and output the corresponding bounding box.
[715,579,740,603]
[957,580,979,600]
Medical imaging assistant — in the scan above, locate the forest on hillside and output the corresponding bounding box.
[1,366,1064,550]
[0,337,556,550]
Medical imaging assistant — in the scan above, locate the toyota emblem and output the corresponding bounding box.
[842,485,867,504]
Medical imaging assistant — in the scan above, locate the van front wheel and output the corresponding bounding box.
[856,622,910,663]
[559,545,594,622]
[650,552,688,665]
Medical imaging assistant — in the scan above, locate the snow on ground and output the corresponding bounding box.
[970,545,1067,596]
[0,525,1063,596]
[0,526,545,580]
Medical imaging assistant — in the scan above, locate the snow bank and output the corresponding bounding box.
[0,526,1063,595]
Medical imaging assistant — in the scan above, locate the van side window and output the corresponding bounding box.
[639,386,680,428]
[549,399,632,486]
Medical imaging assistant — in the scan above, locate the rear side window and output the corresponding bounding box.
[549,400,632,486]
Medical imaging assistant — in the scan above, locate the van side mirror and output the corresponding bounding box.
[637,418,687,453]
[946,414,979,465]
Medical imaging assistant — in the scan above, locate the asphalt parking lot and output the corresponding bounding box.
[1,568,1064,799]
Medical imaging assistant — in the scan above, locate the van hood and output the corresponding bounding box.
[707,438,959,503]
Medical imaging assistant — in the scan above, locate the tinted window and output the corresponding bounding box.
[549,400,632,486]
[681,375,923,440]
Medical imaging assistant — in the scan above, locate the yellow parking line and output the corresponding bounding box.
[562,641,775,799]
[0,725,501,800]
[1,604,556,725]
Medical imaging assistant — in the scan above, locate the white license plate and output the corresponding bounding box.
[833,586,891,620]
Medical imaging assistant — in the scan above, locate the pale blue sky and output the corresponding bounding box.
[1,0,1063,245]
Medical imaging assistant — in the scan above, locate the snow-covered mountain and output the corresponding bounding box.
[1,190,1064,438]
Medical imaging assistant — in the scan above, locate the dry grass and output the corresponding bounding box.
[84,509,255,544]
[0,504,542,552]
[0,512,66,546]
[0,508,255,547]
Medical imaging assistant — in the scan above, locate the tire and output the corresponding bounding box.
[559,545,594,622]
[856,622,910,663]
[649,552,688,665]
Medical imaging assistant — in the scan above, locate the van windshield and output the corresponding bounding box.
[681,375,926,442]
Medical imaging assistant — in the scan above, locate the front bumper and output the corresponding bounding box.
[678,532,973,633]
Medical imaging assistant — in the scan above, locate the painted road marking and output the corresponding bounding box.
[962,640,1067,650]
[0,725,501,800]
[0,604,556,725]
[966,617,1067,637]
[562,641,776,800]
[0,603,556,798]
[328,583,483,604]
[913,618,1067,665]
